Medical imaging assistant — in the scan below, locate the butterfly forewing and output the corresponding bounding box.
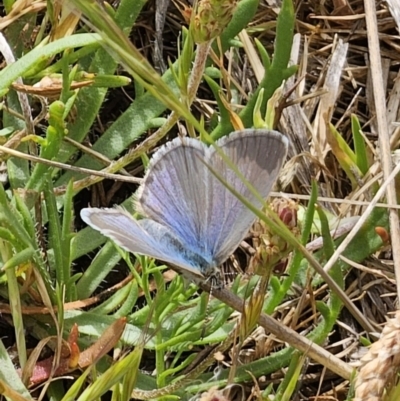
[208,130,288,264]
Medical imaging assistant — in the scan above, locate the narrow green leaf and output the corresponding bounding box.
[76,243,122,299]
[14,193,35,240]
[0,339,32,400]
[2,248,35,271]
[0,185,33,248]
[328,123,363,188]
[217,0,259,53]
[44,180,64,283]
[0,34,101,95]
[62,180,74,300]
[114,281,139,318]
[316,205,336,261]
[351,113,369,175]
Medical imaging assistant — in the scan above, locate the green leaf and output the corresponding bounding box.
[0,339,33,400]
[351,114,370,175]
[328,123,363,188]
[0,34,101,95]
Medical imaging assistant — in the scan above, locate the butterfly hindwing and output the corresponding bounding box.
[80,207,206,278]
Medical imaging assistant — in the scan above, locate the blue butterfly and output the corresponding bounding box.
[81,129,288,282]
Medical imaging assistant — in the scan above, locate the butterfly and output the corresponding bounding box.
[81,129,288,283]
